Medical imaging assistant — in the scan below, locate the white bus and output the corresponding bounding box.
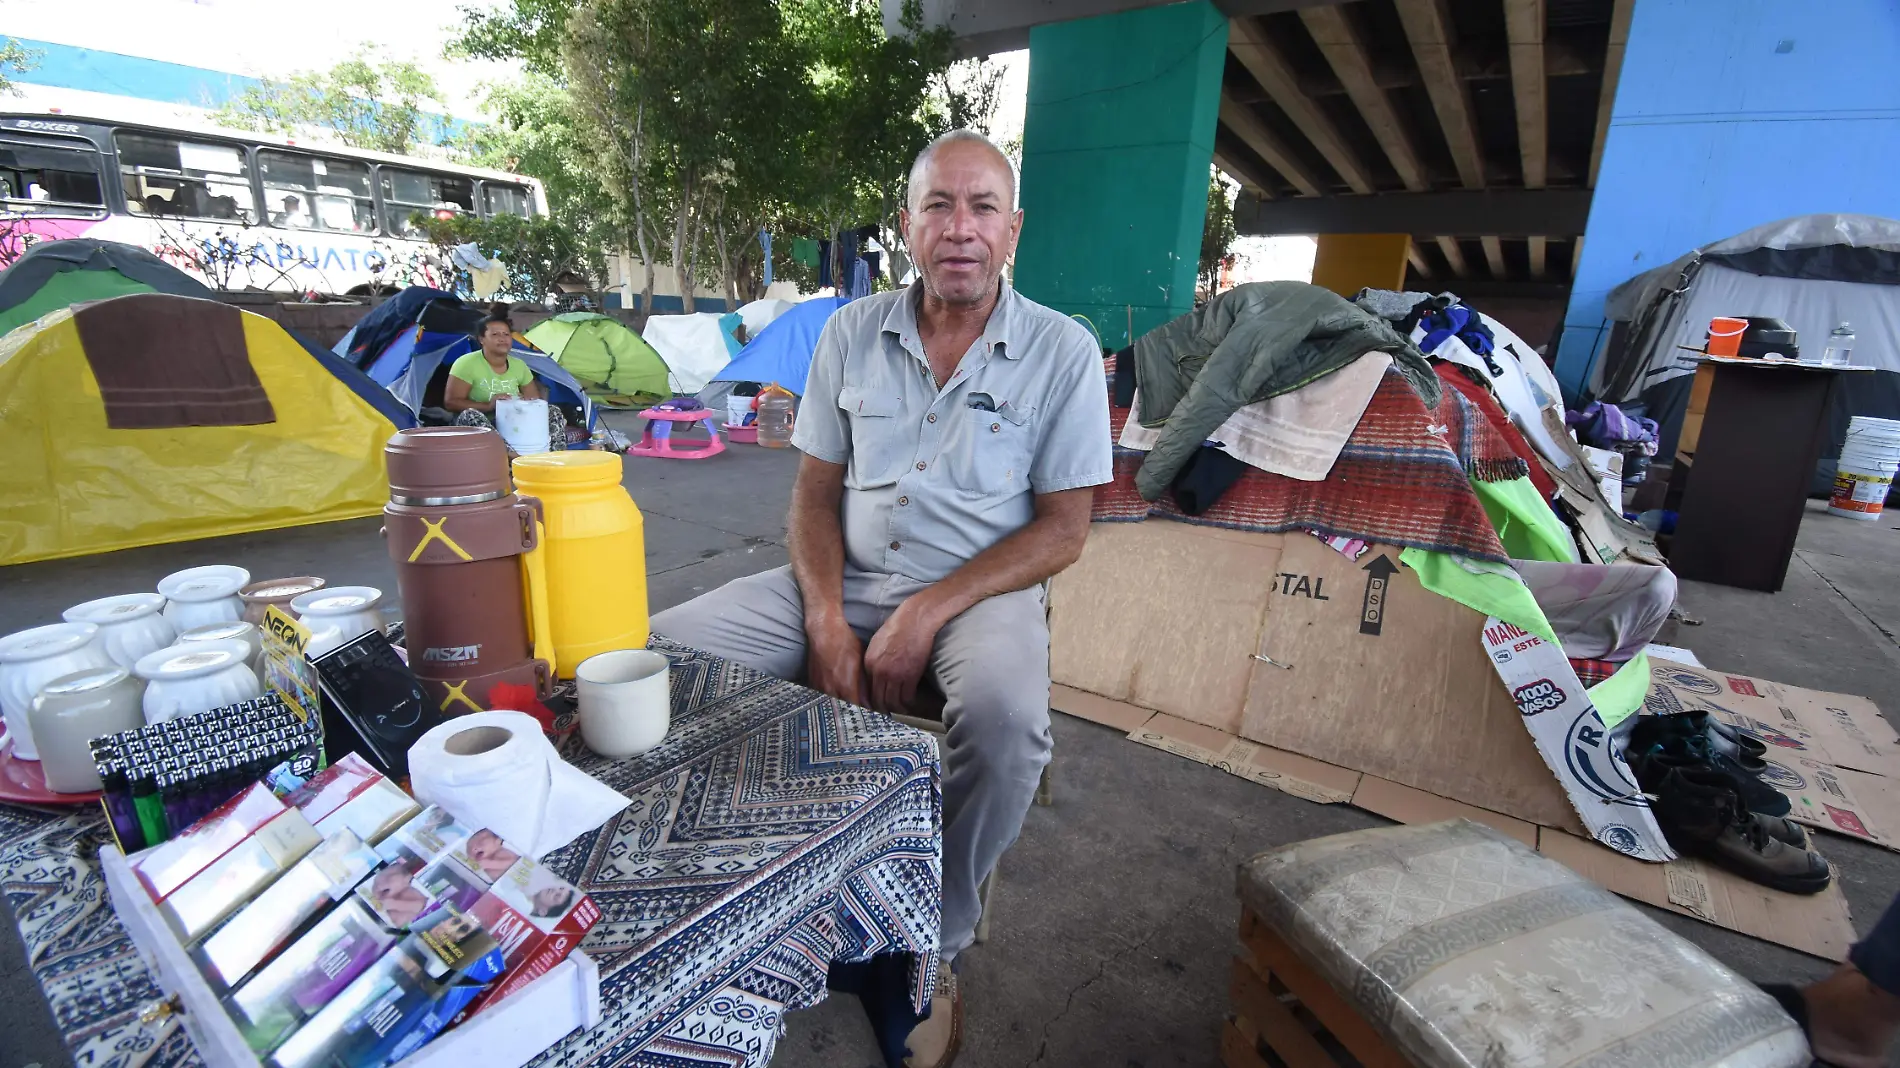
[0,111,547,294]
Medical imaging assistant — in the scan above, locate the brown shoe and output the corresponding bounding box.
[903,964,962,1068]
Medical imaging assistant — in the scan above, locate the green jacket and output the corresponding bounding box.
[1131,282,1437,499]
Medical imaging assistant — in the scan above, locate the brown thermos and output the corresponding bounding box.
[382,427,552,716]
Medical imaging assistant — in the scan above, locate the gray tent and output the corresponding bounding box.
[1589,214,1900,492]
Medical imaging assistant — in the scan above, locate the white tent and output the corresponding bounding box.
[736,298,795,339]
[640,312,742,393]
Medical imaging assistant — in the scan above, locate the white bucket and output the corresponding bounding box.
[726,394,752,428]
[1829,458,1898,520]
[495,397,551,455]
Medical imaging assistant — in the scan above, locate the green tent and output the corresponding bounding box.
[524,312,670,407]
[0,239,213,338]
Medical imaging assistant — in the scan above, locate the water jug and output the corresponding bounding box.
[511,452,649,676]
[1822,322,1856,367]
[383,427,552,717]
[757,384,795,448]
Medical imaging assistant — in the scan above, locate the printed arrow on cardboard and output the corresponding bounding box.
[1359,554,1400,636]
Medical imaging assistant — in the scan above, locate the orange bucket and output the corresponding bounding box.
[1706,316,1747,357]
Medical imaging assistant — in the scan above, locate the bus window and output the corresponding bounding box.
[116,132,256,224]
[482,182,531,219]
[379,169,474,237]
[259,150,374,233]
[0,139,105,215]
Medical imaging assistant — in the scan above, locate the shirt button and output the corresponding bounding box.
[927,413,936,423]
[990,423,1001,432]
[916,461,926,471]
[889,540,902,550]
[898,496,909,506]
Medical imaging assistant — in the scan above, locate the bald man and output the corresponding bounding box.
[652,129,1111,1067]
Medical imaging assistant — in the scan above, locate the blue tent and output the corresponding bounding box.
[710,297,848,395]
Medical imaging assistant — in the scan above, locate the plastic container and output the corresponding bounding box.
[757,384,796,448]
[1705,316,1747,358]
[1821,322,1856,367]
[1829,415,1900,519]
[495,397,552,455]
[511,452,649,678]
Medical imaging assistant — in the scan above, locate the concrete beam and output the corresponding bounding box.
[1233,187,1592,236]
[1219,94,1325,197]
[1436,236,1469,278]
[883,0,1336,58]
[1504,0,1547,189]
[1213,148,1275,198]
[1589,0,1635,185]
[1228,15,1376,194]
[1393,0,1485,190]
[1299,4,1427,191]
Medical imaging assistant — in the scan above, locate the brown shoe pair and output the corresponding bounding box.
[903,963,962,1068]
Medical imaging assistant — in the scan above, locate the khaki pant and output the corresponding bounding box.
[651,564,1052,962]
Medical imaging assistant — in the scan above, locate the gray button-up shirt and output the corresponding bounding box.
[791,281,1113,583]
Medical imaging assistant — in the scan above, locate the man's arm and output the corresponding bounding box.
[442,375,491,413]
[788,454,867,704]
[862,486,1093,714]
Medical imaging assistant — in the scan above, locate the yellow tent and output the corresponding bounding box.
[0,293,412,565]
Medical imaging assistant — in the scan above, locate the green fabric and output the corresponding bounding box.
[1588,651,1652,728]
[1473,475,1579,564]
[1399,547,1555,643]
[0,270,154,337]
[1130,281,1437,500]
[448,351,534,403]
[791,238,820,268]
[524,312,669,402]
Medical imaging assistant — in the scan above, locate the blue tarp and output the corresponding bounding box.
[710,297,848,395]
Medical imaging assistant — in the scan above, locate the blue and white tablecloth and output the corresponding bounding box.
[0,639,942,1068]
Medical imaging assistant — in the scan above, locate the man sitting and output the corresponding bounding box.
[652,129,1112,1068]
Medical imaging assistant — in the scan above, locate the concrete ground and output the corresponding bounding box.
[6,421,1900,1068]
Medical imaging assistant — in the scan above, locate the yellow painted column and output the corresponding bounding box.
[1310,234,1411,296]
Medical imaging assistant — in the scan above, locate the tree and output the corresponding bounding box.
[1199,169,1236,299]
[413,211,589,303]
[215,50,450,155]
[458,77,615,285]
[0,38,39,95]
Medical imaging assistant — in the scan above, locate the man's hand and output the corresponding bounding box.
[806,619,867,706]
[863,597,942,714]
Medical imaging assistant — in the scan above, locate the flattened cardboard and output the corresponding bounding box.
[1126,711,1360,804]
[1347,776,1539,848]
[1050,684,1154,734]
[1536,829,1856,962]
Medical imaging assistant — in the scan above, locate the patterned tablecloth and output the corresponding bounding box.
[0,639,943,1068]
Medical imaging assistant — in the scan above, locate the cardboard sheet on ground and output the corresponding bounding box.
[1048,520,1871,959]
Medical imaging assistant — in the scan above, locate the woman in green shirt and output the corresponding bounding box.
[446,304,568,446]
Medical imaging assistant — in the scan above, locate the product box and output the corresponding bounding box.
[163,808,323,943]
[374,807,474,871]
[267,909,503,1068]
[225,898,400,1055]
[451,828,522,886]
[129,783,290,903]
[464,858,599,1016]
[261,605,322,724]
[195,830,381,993]
[284,753,421,847]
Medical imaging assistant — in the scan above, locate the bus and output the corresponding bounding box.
[0,111,548,294]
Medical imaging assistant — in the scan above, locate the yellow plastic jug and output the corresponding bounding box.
[511,452,649,677]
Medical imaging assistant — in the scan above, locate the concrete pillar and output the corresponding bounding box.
[1310,234,1411,297]
[1013,1,1228,350]
[1554,0,1900,399]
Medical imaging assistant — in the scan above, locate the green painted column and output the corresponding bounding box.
[1013,1,1228,350]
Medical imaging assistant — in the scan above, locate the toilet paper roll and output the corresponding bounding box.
[407,710,628,859]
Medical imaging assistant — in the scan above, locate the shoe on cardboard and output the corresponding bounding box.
[904,964,962,1068]
[1651,766,1831,895]
[1629,728,1792,817]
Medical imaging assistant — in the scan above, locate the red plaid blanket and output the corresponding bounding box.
[1094,359,1522,563]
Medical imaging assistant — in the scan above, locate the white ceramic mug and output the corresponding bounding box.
[291,586,384,647]
[30,666,145,793]
[0,622,113,761]
[576,649,670,758]
[63,593,177,670]
[157,565,251,630]
[135,640,262,724]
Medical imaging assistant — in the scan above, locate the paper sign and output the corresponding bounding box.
[1482,616,1676,862]
[261,605,321,723]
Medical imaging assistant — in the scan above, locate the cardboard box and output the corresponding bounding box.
[1049,521,1874,960]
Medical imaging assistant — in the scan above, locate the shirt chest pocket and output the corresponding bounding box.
[838,385,910,488]
[942,401,1035,497]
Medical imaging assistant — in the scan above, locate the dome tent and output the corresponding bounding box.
[0,292,412,564]
[1590,214,1900,490]
[640,311,743,393]
[710,297,848,395]
[524,312,669,407]
[0,238,212,337]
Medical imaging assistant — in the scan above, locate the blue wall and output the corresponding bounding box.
[1555,0,1900,396]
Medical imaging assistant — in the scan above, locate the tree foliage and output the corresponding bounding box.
[1200,170,1236,299]
[412,211,589,304]
[215,50,451,155]
[0,38,39,96]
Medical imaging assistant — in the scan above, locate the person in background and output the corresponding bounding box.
[444,303,567,445]
[1770,889,1900,1066]
[272,194,311,228]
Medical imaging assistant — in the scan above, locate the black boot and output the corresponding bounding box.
[1628,724,1791,817]
[1650,766,1832,895]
